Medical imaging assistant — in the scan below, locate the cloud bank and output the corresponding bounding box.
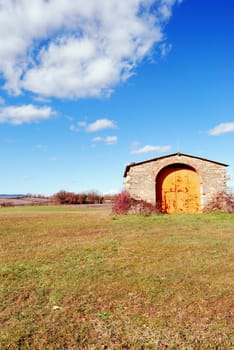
[86,119,116,132]
[0,0,182,99]
[70,118,117,132]
[209,122,234,136]
[131,145,171,155]
[92,136,118,145]
[0,104,55,125]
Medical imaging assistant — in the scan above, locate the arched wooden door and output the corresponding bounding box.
[156,166,200,213]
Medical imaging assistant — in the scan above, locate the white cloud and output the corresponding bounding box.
[65,115,73,122]
[131,144,171,155]
[105,136,118,144]
[69,124,80,132]
[0,0,182,99]
[78,121,87,127]
[69,118,116,133]
[86,118,116,132]
[208,122,234,136]
[92,136,118,145]
[92,137,102,142]
[0,104,55,125]
[159,43,172,57]
[0,97,5,104]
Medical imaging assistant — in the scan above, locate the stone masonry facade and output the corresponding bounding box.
[124,153,228,210]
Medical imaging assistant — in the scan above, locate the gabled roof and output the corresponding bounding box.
[124,152,228,177]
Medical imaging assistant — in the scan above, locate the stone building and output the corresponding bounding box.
[124,152,228,213]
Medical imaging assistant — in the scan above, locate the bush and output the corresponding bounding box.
[112,191,159,215]
[129,199,160,215]
[76,193,87,204]
[52,190,70,204]
[203,191,234,213]
[1,202,14,208]
[112,191,132,214]
[86,191,103,204]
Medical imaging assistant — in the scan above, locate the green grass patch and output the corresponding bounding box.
[0,207,233,349]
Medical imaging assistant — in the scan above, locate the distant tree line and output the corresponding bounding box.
[52,190,108,205]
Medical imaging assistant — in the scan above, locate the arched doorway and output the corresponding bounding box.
[156,164,200,213]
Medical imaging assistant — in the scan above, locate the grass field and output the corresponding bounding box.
[0,206,233,349]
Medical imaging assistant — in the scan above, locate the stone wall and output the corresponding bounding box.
[124,153,228,210]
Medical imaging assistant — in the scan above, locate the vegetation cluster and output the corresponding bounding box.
[113,190,234,215]
[52,190,104,205]
[203,190,234,213]
[112,191,160,215]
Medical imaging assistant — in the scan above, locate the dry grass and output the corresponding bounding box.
[0,206,233,349]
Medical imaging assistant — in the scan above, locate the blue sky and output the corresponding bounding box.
[0,0,233,195]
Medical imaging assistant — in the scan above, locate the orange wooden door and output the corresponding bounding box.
[161,168,200,213]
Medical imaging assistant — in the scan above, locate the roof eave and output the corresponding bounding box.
[123,152,228,177]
